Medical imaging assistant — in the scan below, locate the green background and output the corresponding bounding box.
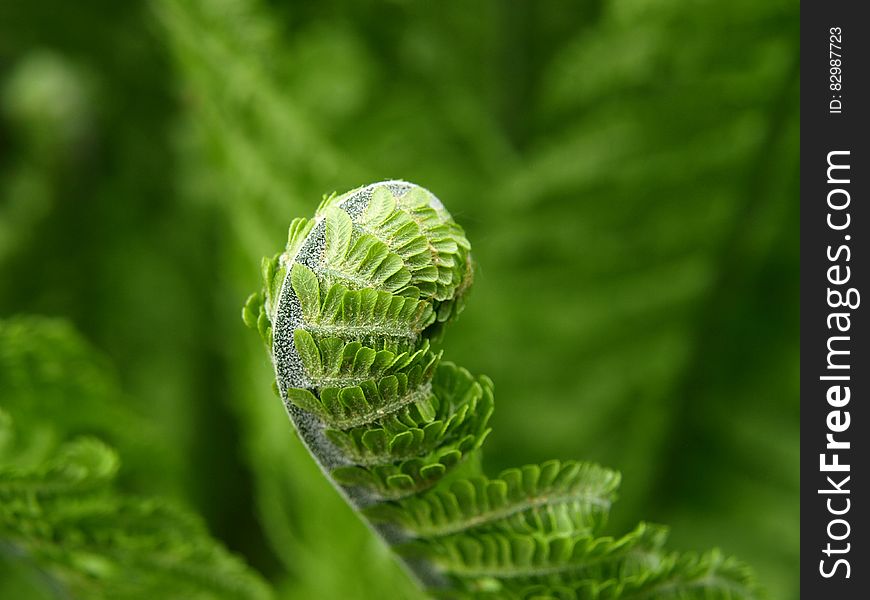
[1,0,798,598]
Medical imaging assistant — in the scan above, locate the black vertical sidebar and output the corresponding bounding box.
[801,2,868,598]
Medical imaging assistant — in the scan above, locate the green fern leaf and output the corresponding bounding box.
[365,461,619,539]
[0,319,271,600]
[246,182,758,599]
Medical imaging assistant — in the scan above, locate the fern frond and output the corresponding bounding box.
[456,550,757,600]
[364,461,619,539]
[0,412,271,600]
[0,318,271,600]
[0,436,118,497]
[246,182,758,598]
[324,363,491,468]
[291,334,439,391]
[293,278,435,350]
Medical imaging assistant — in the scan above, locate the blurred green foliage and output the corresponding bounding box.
[1,0,797,598]
[0,317,271,599]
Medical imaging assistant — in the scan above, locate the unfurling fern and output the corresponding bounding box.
[244,181,757,599]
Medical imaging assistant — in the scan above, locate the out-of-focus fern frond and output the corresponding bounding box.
[0,318,271,600]
[0,317,167,488]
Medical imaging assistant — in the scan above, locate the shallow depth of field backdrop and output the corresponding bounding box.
[1,1,798,599]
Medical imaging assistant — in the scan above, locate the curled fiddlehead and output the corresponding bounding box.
[244,181,758,599]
